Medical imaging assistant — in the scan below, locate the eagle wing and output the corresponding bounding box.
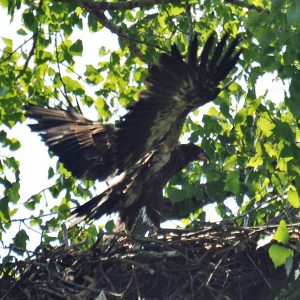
[115,33,241,173]
[25,105,117,180]
[25,33,240,181]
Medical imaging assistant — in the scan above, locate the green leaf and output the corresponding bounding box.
[62,76,84,95]
[273,121,294,143]
[8,138,21,151]
[69,39,83,56]
[234,108,247,124]
[223,155,237,171]
[25,194,42,210]
[285,256,294,276]
[85,65,103,84]
[287,189,300,208]
[48,166,55,179]
[286,97,300,119]
[167,186,187,203]
[269,244,294,268]
[224,170,240,194]
[273,220,289,244]
[2,37,12,48]
[257,113,275,137]
[86,224,98,238]
[22,10,36,30]
[206,106,221,117]
[287,4,300,27]
[0,197,10,222]
[246,154,263,168]
[17,28,27,36]
[13,229,29,254]
[95,96,110,120]
[264,142,277,157]
[105,220,115,233]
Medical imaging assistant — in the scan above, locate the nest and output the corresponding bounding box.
[1,223,298,300]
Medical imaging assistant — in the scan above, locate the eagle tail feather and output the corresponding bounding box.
[68,189,115,227]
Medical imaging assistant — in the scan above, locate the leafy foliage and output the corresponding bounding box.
[0,0,300,288]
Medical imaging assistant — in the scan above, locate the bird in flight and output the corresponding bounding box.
[26,32,241,230]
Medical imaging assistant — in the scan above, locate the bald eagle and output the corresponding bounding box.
[26,33,240,229]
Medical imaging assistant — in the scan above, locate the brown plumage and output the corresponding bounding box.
[25,32,241,229]
[26,105,117,180]
[69,144,208,229]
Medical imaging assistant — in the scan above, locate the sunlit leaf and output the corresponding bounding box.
[287,189,300,208]
[269,245,294,268]
[273,220,289,244]
[246,154,263,168]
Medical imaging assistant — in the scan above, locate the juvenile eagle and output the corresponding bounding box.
[26,33,241,229]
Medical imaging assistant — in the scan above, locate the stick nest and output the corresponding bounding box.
[1,223,299,300]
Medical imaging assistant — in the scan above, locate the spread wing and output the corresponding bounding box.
[25,105,117,180]
[115,33,241,173]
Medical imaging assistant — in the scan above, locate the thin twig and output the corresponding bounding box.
[0,35,35,65]
[54,34,75,111]
[16,32,38,80]
[246,251,272,288]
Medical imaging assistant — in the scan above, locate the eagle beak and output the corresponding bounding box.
[198,152,210,164]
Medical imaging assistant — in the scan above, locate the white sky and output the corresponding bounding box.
[0,7,286,257]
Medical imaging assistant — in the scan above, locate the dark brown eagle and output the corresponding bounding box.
[26,33,241,229]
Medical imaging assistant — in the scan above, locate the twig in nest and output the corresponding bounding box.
[246,251,272,289]
[206,257,225,286]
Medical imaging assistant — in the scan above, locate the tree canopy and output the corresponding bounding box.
[1,0,300,298]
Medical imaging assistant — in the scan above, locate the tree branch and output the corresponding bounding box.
[80,4,167,60]
[16,32,38,80]
[79,0,183,11]
[81,8,144,59]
